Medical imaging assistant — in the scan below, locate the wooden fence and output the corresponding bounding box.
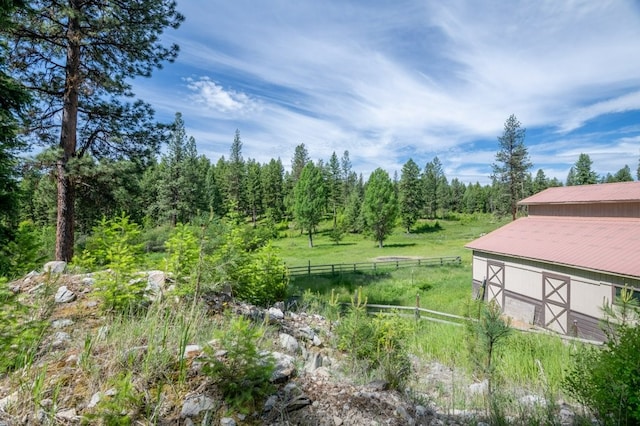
[287,256,461,277]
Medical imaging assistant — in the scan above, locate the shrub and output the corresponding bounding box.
[335,288,412,389]
[164,223,199,295]
[201,315,275,412]
[563,289,640,425]
[0,220,44,279]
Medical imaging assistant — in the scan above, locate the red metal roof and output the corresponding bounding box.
[519,181,640,205]
[465,216,640,278]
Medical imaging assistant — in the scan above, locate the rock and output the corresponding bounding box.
[270,351,296,383]
[0,392,18,411]
[85,300,98,308]
[304,350,323,373]
[52,331,71,349]
[312,335,323,347]
[81,276,95,286]
[183,345,202,359]
[395,405,414,425]
[56,408,77,421]
[220,417,236,426]
[469,379,488,395]
[54,286,76,303]
[519,394,546,406]
[559,405,575,425]
[415,405,431,417]
[87,392,102,408]
[44,261,66,274]
[145,270,166,301]
[51,319,74,329]
[264,395,278,412]
[181,395,215,418]
[279,333,299,353]
[366,379,389,391]
[298,325,315,340]
[286,395,312,412]
[268,307,284,321]
[333,416,343,425]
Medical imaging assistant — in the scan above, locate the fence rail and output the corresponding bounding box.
[287,256,461,277]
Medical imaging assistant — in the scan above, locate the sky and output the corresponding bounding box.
[131,0,640,185]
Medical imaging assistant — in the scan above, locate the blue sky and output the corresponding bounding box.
[131,1,640,185]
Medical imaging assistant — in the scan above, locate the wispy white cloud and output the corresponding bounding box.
[132,0,640,184]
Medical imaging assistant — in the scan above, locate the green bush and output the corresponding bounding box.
[335,288,412,389]
[563,289,640,425]
[202,315,275,412]
[164,223,199,295]
[0,220,44,278]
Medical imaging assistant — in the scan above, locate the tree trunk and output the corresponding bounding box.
[55,3,81,261]
[308,228,313,248]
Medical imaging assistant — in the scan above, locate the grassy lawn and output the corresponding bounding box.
[275,213,509,314]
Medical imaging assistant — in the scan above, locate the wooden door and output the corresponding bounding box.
[486,261,505,308]
[543,273,570,334]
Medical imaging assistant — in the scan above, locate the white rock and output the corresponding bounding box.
[51,319,74,329]
[44,261,66,274]
[268,307,284,320]
[145,270,166,301]
[54,286,75,303]
[183,345,202,358]
[468,380,488,395]
[519,394,546,406]
[0,392,18,411]
[52,331,71,348]
[279,333,299,353]
[220,417,236,426]
[56,408,77,421]
[270,351,296,382]
[181,395,215,418]
[87,392,102,408]
[312,335,323,347]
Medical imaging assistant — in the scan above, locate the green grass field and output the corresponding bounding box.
[275,213,509,313]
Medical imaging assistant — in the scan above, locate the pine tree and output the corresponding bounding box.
[423,157,445,219]
[566,167,576,186]
[226,130,246,214]
[261,158,285,222]
[449,178,466,213]
[573,153,598,185]
[327,152,343,227]
[293,163,326,247]
[612,165,633,182]
[4,1,183,260]
[362,168,398,248]
[246,159,263,227]
[532,169,549,194]
[398,159,423,233]
[154,113,200,226]
[491,115,532,220]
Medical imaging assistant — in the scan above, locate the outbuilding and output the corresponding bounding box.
[465,181,640,341]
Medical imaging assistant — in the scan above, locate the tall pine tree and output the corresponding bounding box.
[363,168,398,248]
[399,159,423,232]
[491,115,532,220]
[4,1,183,260]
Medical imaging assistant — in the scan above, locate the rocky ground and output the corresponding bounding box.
[0,262,586,425]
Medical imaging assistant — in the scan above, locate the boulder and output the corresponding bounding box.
[44,261,67,274]
[181,395,215,418]
[54,286,76,303]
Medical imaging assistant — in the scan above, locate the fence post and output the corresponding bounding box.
[332,264,335,275]
[374,262,376,271]
[308,260,311,276]
[415,293,420,322]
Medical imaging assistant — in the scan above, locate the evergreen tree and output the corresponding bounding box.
[573,153,598,185]
[423,156,445,219]
[398,159,423,232]
[261,158,285,222]
[566,167,576,186]
[4,1,183,260]
[327,152,343,227]
[291,143,310,182]
[341,150,357,204]
[362,168,398,248]
[448,178,466,213]
[343,191,363,233]
[204,162,223,216]
[491,115,532,220]
[612,165,633,182]
[246,159,263,227]
[153,113,200,226]
[532,169,549,194]
[226,130,246,214]
[293,163,326,247]
[0,0,30,272]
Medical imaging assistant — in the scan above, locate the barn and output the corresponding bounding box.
[465,181,640,341]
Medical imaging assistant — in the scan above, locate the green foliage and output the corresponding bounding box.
[164,223,199,294]
[466,300,512,398]
[335,288,412,389]
[83,372,142,425]
[0,278,47,373]
[202,315,275,412]
[293,162,327,247]
[563,289,640,425]
[399,158,423,232]
[81,214,147,313]
[362,168,398,247]
[0,220,44,279]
